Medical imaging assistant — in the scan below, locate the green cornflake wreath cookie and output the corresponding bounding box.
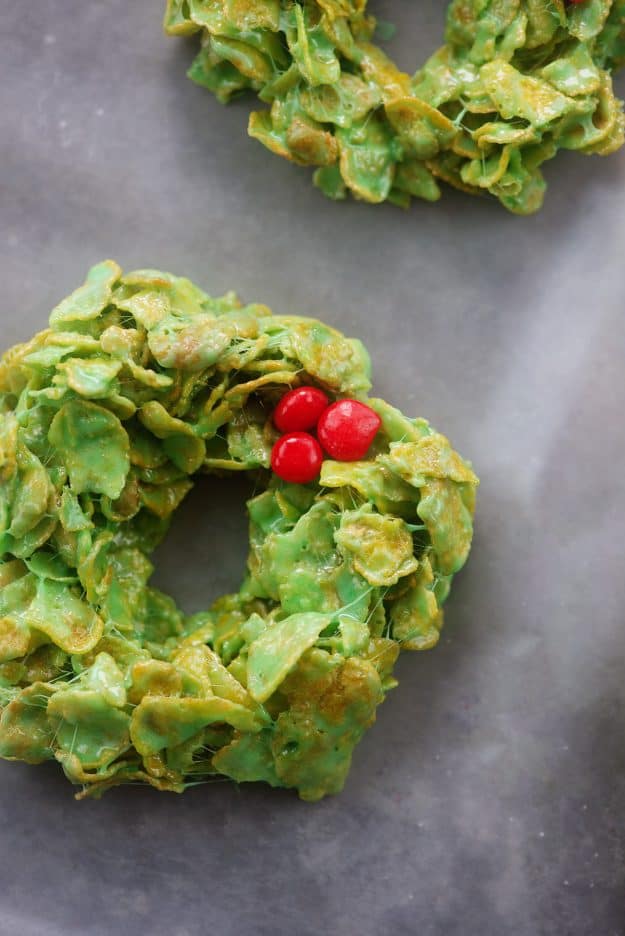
[164,0,625,213]
[0,261,478,800]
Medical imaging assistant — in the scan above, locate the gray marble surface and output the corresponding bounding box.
[1,3,625,934]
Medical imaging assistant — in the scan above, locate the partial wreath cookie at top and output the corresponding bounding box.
[0,261,477,800]
[164,0,625,213]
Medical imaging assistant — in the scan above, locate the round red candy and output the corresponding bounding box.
[318,399,381,461]
[271,432,323,484]
[273,385,329,433]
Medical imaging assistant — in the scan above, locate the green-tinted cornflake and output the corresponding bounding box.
[24,578,105,654]
[0,683,57,763]
[334,505,418,587]
[390,558,442,650]
[164,0,625,213]
[379,434,478,488]
[247,612,334,702]
[0,262,478,800]
[49,260,121,327]
[7,447,52,541]
[417,480,475,576]
[47,689,131,769]
[48,400,130,500]
[57,358,123,399]
[275,319,372,394]
[130,696,262,757]
[320,460,417,517]
[212,729,282,787]
[271,649,384,801]
[250,500,346,612]
[85,652,127,708]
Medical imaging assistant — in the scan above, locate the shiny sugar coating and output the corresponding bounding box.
[318,399,381,461]
[273,385,329,433]
[271,432,323,484]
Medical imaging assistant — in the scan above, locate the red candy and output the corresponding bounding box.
[273,385,329,433]
[271,432,323,484]
[271,389,381,482]
[317,399,381,461]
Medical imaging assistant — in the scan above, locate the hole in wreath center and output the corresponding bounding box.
[150,474,255,617]
[373,0,446,73]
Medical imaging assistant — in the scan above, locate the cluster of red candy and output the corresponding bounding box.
[270,386,382,484]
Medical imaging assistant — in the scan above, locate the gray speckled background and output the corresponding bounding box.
[2,3,625,934]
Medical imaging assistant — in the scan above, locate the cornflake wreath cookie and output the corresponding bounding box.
[0,261,478,801]
[164,0,625,213]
